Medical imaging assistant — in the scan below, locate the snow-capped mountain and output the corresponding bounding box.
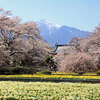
[38,20,60,35]
[38,20,90,46]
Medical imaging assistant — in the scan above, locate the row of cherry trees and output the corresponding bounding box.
[0,8,100,73]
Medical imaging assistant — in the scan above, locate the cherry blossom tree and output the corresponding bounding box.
[54,25,100,72]
[59,52,97,72]
[0,8,48,68]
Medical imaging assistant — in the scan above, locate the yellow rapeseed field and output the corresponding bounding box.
[0,74,100,80]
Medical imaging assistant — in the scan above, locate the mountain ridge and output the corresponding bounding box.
[37,20,90,46]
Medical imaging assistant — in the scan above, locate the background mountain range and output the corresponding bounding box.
[38,20,90,46]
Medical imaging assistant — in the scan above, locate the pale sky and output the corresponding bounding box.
[0,0,100,31]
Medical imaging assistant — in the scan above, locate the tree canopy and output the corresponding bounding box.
[0,9,49,70]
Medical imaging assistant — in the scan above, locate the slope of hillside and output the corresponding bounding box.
[38,20,89,46]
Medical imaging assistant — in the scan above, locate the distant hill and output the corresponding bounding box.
[38,20,90,46]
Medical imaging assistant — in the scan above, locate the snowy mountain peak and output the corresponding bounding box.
[38,20,61,29]
[37,20,90,46]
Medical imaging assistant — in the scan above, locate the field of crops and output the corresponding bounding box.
[0,81,100,100]
[0,74,100,80]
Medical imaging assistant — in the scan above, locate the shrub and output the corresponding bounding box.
[45,56,53,63]
[59,52,97,73]
[0,66,36,75]
[36,72,40,75]
[77,71,85,75]
[0,67,14,75]
[12,66,24,74]
[40,70,52,75]
[0,67,9,75]
[12,66,35,74]
[96,70,100,76]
